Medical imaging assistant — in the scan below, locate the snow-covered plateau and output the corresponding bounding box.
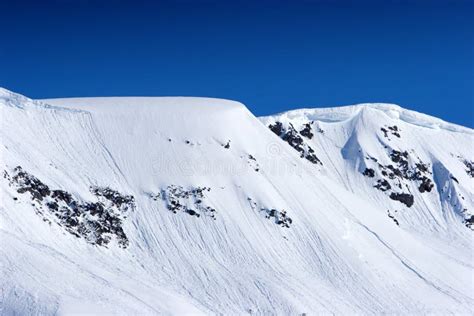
[1,87,473,315]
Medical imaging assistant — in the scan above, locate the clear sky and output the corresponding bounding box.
[1,0,473,127]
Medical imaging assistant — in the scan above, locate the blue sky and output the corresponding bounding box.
[1,0,473,127]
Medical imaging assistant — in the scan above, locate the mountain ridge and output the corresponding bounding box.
[261,103,473,134]
[1,87,472,314]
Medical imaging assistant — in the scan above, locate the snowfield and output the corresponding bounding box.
[1,87,473,315]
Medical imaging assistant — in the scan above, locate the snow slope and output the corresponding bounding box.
[260,104,474,236]
[1,88,473,314]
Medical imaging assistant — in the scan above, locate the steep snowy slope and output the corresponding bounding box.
[1,88,473,314]
[261,104,474,236]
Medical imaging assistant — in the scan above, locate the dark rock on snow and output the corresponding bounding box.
[389,192,414,208]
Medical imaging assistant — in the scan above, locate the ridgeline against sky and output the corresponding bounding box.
[1,0,473,127]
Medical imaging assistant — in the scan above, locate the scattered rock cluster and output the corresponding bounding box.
[247,197,293,228]
[464,215,474,230]
[363,168,375,178]
[299,123,314,139]
[8,166,51,200]
[4,166,134,247]
[453,155,473,178]
[380,125,401,139]
[374,179,391,192]
[387,210,399,226]
[389,192,414,208]
[362,149,434,207]
[246,154,260,172]
[91,186,135,210]
[155,185,217,219]
[463,159,474,178]
[268,121,322,165]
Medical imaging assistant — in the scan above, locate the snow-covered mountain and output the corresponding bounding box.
[260,104,474,234]
[1,87,473,314]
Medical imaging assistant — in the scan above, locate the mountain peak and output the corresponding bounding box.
[2,88,473,314]
[262,102,473,134]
